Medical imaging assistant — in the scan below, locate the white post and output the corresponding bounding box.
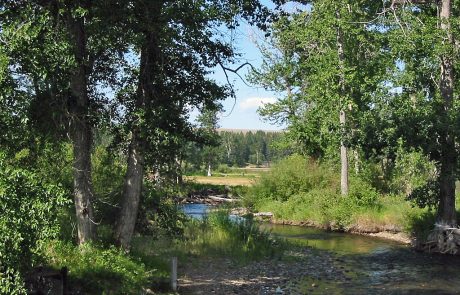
[171,257,177,292]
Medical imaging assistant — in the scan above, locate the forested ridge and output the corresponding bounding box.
[1,0,460,293]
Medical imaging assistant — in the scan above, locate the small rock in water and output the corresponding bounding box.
[275,286,283,294]
[312,283,317,287]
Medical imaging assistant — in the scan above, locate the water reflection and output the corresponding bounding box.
[179,203,210,220]
[259,223,404,254]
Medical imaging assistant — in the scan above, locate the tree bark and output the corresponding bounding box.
[114,130,144,250]
[67,6,96,244]
[207,163,212,177]
[437,0,457,226]
[336,9,349,196]
[115,26,160,249]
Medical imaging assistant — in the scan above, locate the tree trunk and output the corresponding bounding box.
[115,26,160,249]
[114,130,144,250]
[336,9,349,196]
[340,110,349,195]
[176,155,183,185]
[207,163,212,177]
[68,9,96,244]
[437,0,457,226]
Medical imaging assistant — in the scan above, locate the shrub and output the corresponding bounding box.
[0,154,68,293]
[43,241,150,294]
[136,181,188,239]
[244,154,338,208]
[244,155,384,230]
[348,177,380,208]
[391,144,436,196]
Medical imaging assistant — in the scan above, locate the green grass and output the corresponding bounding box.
[42,210,287,294]
[43,241,155,294]
[178,211,286,263]
[132,211,286,266]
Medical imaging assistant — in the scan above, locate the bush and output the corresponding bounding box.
[244,155,384,230]
[391,144,436,196]
[0,154,68,293]
[43,241,150,294]
[244,154,338,208]
[136,181,188,239]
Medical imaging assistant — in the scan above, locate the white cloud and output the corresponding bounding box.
[239,97,277,110]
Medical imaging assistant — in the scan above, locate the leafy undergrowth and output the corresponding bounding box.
[43,241,167,294]
[41,212,287,294]
[179,211,286,263]
[243,154,459,236]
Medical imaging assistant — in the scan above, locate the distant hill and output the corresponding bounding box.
[217,128,284,134]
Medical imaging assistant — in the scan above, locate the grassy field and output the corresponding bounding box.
[185,176,256,186]
[185,167,270,186]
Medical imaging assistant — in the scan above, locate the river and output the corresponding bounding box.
[181,204,460,294]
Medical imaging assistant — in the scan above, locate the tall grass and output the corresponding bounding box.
[178,211,285,262]
[131,210,286,268]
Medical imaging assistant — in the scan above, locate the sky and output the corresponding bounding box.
[193,1,279,131]
[198,1,309,131]
[209,22,282,131]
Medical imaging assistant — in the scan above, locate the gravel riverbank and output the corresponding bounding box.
[178,247,352,295]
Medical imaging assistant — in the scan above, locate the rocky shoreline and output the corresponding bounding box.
[178,247,352,295]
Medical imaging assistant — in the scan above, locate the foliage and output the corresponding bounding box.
[0,154,68,293]
[43,241,151,294]
[245,155,390,230]
[136,181,188,239]
[244,154,338,206]
[91,145,125,229]
[253,0,388,160]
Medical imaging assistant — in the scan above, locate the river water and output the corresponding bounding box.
[181,204,460,294]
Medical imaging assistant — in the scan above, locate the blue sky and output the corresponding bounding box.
[210,21,282,131]
[200,0,281,131]
[200,1,308,131]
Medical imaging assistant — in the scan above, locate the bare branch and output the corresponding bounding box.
[217,61,258,117]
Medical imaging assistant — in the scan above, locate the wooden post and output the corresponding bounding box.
[171,257,177,291]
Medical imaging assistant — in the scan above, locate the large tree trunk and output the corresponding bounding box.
[114,130,144,250]
[336,9,349,196]
[437,0,457,227]
[68,8,96,244]
[115,27,159,250]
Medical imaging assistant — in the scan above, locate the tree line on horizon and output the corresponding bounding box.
[184,130,288,174]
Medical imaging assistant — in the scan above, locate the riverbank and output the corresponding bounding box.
[174,209,460,295]
[266,218,412,245]
[178,247,347,295]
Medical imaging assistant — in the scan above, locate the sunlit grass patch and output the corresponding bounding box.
[133,211,287,266]
[177,211,286,263]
